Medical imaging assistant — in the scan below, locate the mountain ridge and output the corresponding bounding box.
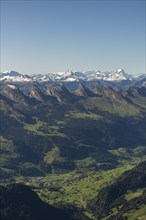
[1,69,145,83]
[0,81,146,219]
[0,83,146,177]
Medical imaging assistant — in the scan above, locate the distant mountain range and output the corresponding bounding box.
[1,69,146,92]
[0,69,145,83]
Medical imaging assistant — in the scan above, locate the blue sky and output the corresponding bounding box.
[1,0,145,75]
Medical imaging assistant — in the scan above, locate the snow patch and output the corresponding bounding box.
[7,84,17,89]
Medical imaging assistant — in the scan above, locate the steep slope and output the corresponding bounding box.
[73,83,95,97]
[28,85,47,102]
[121,86,146,109]
[0,183,88,220]
[99,86,128,104]
[45,83,76,103]
[0,85,30,107]
[88,161,146,219]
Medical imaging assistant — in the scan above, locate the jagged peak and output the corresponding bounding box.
[117,68,124,73]
[29,85,46,101]
[74,83,95,97]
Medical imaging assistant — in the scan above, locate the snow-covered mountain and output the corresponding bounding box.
[134,73,146,81]
[37,69,133,82]
[0,70,31,82]
[0,69,145,89]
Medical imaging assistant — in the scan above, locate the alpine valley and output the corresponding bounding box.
[0,69,146,220]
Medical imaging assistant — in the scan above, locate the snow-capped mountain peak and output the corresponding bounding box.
[106,69,133,81]
[0,69,145,85]
[3,70,12,74]
[0,70,30,82]
[1,70,22,76]
[117,68,123,73]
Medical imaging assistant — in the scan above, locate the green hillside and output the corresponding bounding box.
[0,85,146,219]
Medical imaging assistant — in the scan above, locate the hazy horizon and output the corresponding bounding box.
[1,68,145,77]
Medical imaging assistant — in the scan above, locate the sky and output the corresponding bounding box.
[1,0,145,75]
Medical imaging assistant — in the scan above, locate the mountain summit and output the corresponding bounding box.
[1,69,146,91]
